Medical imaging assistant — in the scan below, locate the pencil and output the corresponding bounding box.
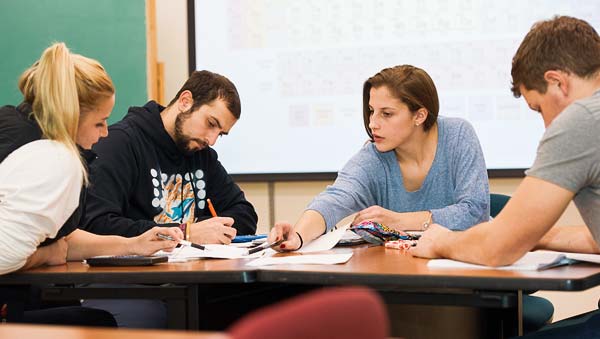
[207,198,218,217]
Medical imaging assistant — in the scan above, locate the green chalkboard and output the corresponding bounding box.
[0,0,147,124]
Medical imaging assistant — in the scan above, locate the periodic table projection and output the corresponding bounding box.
[192,0,600,175]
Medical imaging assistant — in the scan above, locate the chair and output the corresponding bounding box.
[228,286,389,339]
[490,193,555,333]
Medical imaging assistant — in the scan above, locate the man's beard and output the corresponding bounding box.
[174,109,206,156]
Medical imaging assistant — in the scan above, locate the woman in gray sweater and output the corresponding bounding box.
[270,65,489,250]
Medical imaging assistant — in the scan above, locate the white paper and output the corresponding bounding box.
[298,223,351,253]
[157,244,271,262]
[246,252,353,267]
[427,250,600,271]
[340,229,363,241]
[565,252,600,264]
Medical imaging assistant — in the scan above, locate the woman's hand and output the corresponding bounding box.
[352,205,402,228]
[22,237,68,271]
[42,237,69,266]
[130,226,183,255]
[268,222,302,252]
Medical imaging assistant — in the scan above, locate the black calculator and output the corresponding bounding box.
[85,255,168,266]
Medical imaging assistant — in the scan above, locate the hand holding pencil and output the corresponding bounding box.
[185,198,237,244]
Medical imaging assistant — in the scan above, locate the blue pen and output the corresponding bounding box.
[232,234,267,243]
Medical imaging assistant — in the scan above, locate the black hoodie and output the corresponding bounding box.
[82,101,258,237]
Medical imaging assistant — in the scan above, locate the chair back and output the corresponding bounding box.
[228,286,389,339]
[490,193,511,218]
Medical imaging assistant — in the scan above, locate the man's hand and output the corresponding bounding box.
[190,217,237,244]
[409,224,451,259]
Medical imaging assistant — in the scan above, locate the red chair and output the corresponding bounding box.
[228,286,389,339]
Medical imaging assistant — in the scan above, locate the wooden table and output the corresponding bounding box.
[0,324,227,339]
[258,246,600,290]
[2,245,600,337]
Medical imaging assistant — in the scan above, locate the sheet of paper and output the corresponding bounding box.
[565,252,600,264]
[427,251,567,271]
[246,252,353,267]
[158,244,270,262]
[298,222,351,253]
[340,229,363,241]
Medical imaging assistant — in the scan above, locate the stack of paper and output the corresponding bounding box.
[428,250,600,271]
[246,252,353,267]
[158,223,356,266]
[159,244,270,262]
[245,223,353,266]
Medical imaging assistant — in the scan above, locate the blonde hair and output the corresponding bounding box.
[18,42,114,184]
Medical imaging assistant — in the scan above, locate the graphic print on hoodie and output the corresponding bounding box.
[151,168,207,224]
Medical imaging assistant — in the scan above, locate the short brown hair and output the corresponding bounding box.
[169,70,241,119]
[363,65,439,138]
[511,16,600,97]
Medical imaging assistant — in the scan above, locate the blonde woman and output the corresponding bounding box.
[0,43,181,325]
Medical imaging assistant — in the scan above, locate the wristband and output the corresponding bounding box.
[296,231,304,249]
[178,223,188,240]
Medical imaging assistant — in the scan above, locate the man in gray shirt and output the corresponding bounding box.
[411,15,600,338]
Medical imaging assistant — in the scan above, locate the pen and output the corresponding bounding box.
[207,198,217,217]
[247,239,284,255]
[157,233,205,250]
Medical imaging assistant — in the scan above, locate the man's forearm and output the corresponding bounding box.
[436,220,536,267]
[536,226,600,253]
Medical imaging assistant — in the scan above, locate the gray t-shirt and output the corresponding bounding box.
[307,116,490,232]
[526,90,600,243]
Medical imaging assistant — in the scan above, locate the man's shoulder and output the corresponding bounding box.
[97,119,146,149]
[564,92,600,123]
[92,122,141,158]
[550,97,600,138]
[107,118,139,137]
